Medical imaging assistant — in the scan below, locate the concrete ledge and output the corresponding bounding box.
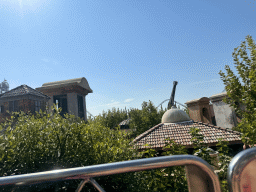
[209,92,227,102]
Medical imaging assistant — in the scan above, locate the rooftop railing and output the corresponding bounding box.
[1,147,256,192]
[0,154,221,192]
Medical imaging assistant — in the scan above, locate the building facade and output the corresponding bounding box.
[36,77,92,120]
[0,85,50,123]
[0,77,92,123]
[185,92,240,129]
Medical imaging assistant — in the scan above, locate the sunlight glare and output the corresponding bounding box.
[3,0,52,14]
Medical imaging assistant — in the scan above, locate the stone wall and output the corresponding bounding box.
[209,92,237,129]
[185,97,213,124]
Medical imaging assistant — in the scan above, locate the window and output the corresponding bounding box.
[9,100,19,112]
[77,95,84,119]
[9,101,13,112]
[35,100,41,112]
[0,105,4,113]
[53,95,68,117]
[202,107,210,123]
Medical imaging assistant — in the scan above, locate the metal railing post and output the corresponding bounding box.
[228,147,256,192]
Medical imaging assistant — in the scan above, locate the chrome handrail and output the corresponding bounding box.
[0,155,221,192]
[228,147,256,192]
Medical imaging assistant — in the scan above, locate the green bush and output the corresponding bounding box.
[129,101,166,137]
[0,104,233,191]
[139,139,188,192]
[0,106,144,191]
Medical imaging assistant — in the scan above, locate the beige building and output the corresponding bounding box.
[0,77,92,122]
[36,77,93,120]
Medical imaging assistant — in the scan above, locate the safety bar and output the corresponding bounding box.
[228,147,256,192]
[0,155,221,192]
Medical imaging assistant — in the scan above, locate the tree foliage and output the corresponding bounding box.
[129,100,166,137]
[219,35,256,145]
[216,139,231,192]
[0,101,234,191]
[190,127,212,165]
[140,139,188,192]
[0,105,144,191]
[94,101,166,138]
[93,107,129,129]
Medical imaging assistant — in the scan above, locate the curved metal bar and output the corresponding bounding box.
[89,178,106,192]
[76,179,89,192]
[228,147,256,192]
[0,155,221,192]
[157,99,170,108]
[157,99,187,109]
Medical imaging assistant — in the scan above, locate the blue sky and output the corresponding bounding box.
[0,0,256,116]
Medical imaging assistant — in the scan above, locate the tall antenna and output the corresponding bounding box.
[167,81,178,109]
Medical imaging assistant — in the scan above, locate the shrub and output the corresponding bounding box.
[0,105,143,191]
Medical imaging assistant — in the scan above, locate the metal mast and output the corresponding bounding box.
[167,81,178,109]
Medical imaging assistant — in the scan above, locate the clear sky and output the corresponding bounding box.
[1,0,255,116]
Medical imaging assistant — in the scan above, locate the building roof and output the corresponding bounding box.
[132,121,242,150]
[185,97,210,105]
[39,77,93,93]
[119,118,131,126]
[209,92,228,102]
[0,85,50,99]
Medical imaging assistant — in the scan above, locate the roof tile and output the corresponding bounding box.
[0,85,50,99]
[132,121,242,150]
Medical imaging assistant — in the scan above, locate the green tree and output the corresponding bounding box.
[190,127,212,165]
[0,105,144,192]
[95,107,129,129]
[219,35,256,146]
[216,139,232,192]
[140,139,188,192]
[129,101,166,137]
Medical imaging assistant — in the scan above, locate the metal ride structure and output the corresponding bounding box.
[157,99,187,109]
[1,147,256,191]
[168,81,178,109]
[157,81,187,109]
[86,111,94,118]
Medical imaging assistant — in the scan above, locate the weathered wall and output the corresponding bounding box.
[187,104,201,122]
[210,92,237,129]
[67,93,78,117]
[211,100,237,129]
[186,97,213,124]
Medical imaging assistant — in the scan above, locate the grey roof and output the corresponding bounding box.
[0,85,50,99]
[119,118,131,126]
[40,77,93,93]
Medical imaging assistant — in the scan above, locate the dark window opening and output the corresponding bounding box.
[0,105,4,113]
[211,116,216,126]
[35,100,41,112]
[77,95,84,119]
[202,107,210,123]
[54,95,68,117]
[9,100,19,113]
